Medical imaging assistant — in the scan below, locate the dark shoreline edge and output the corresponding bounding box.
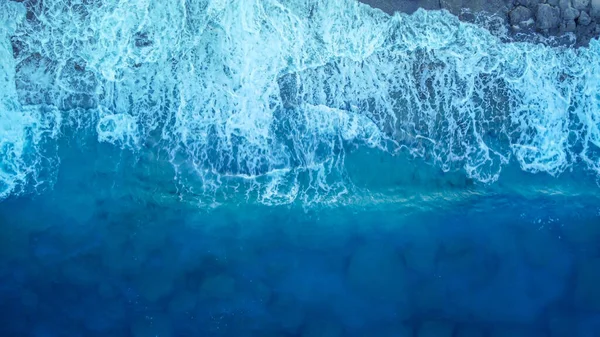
[360,0,600,47]
[7,0,600,47]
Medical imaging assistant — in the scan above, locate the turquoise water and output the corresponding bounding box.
[1,0,600,336]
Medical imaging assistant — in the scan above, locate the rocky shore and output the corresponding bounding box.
[361,0,600,47]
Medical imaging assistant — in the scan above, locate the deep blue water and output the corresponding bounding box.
[1,130,600,336]
[2,0,600,336]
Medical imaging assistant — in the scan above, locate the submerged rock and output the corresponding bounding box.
[346,242,408,303]
[131,314,173,337]
[135,270,175,302]
[402,224,439,275]
[97,282,116,299]
[417,321,454,337]
[455,326,485,337]
[20,288,38,310]
[199,274,236,300]
[547,309,600,337]
[301,319,343,337]
[167,290,197,315]
[249,280,272,304]
[268,294,306,333]
[574,258,600,311]
[365,324,413,337]
[489,326,545,337]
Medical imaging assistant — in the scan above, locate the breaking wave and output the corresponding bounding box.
[1,0,599,204]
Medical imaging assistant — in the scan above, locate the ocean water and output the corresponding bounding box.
[1,0,600,336]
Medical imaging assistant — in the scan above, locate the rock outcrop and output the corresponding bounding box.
[361,0,600,47]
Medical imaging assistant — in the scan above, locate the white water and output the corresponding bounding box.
[1,0,599,204]
[0,3,60,199]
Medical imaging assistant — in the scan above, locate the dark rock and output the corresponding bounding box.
[575,24,597,46]
[537,4,561,29]
[563,7,580,20]
[573,0,590,11]
[578,10,592,25]
[562,19,577,31]
[517,0,536,7]
[558,0,571,11]
[440,0,463,16]
[134,32,152,48]
[360,0,599,46]
[419,0,441,10]
[592,0,600,18]
[510,6,533,25]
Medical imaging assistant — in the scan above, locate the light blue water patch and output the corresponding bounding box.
[1,0,599,204]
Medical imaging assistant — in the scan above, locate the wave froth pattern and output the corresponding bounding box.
[1,0,599,204]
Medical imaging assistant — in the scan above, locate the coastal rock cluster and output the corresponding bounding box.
[362,0,600,46]
[509,0,600,42]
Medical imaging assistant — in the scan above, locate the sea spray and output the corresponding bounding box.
[1,0,599,204]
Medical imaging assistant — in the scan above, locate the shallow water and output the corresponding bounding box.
[1,0,600,336]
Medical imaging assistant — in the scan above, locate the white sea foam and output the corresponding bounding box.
[96,108,139,147]
[1,2,60,199]
[1,0,599,203]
